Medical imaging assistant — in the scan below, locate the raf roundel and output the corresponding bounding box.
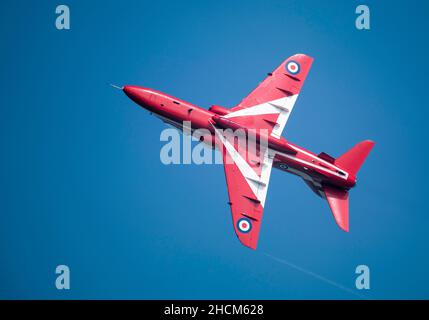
[286,60,301,75]
[237,218,252,233]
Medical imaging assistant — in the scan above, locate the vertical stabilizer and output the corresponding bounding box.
[335,140,375,176]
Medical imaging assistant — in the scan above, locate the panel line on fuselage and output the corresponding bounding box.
[273,147,349,180]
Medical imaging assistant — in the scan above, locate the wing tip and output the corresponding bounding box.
[235,232,258,250]
[289,53,314,64]
[241,240,258,250]
[339,223,350,233]
[293,53,314,59]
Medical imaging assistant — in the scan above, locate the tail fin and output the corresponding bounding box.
[335,140,375,176]
[324,186,349,232]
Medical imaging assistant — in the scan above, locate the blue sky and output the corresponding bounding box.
[0,0,428,299]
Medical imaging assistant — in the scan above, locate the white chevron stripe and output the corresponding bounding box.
[224,95,299,139]
[213,126,274,207]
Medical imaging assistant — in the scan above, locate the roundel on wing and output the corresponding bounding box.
[237,218,252,233]
[285,60,301,75]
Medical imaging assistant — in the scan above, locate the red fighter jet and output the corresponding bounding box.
[118,54,374,249]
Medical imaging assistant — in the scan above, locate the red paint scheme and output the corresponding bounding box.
[122,85,359,190]
[324,186,350,232]
[121,54,374,249]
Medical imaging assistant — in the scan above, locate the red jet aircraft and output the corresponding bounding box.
[119,54,374,249]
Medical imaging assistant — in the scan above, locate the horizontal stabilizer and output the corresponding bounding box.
[324,185,349,232]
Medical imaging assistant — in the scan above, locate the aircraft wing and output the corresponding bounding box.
[213,126,274,249]
[224,54,313,138]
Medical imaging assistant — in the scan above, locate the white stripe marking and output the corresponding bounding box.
[224,95,299,140]
[275,149,348,180]
[213,126,273,207]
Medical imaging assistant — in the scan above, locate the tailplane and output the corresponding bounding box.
[324,185,349,232]
[304,140,374,231]
[335,140,375,176]
[322,140,374,232]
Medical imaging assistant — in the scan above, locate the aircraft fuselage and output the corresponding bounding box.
[123,85,356,197]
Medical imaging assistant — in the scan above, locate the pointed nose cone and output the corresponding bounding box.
[123,85,153,108]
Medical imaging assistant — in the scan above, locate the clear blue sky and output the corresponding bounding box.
[0,0,428,299]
